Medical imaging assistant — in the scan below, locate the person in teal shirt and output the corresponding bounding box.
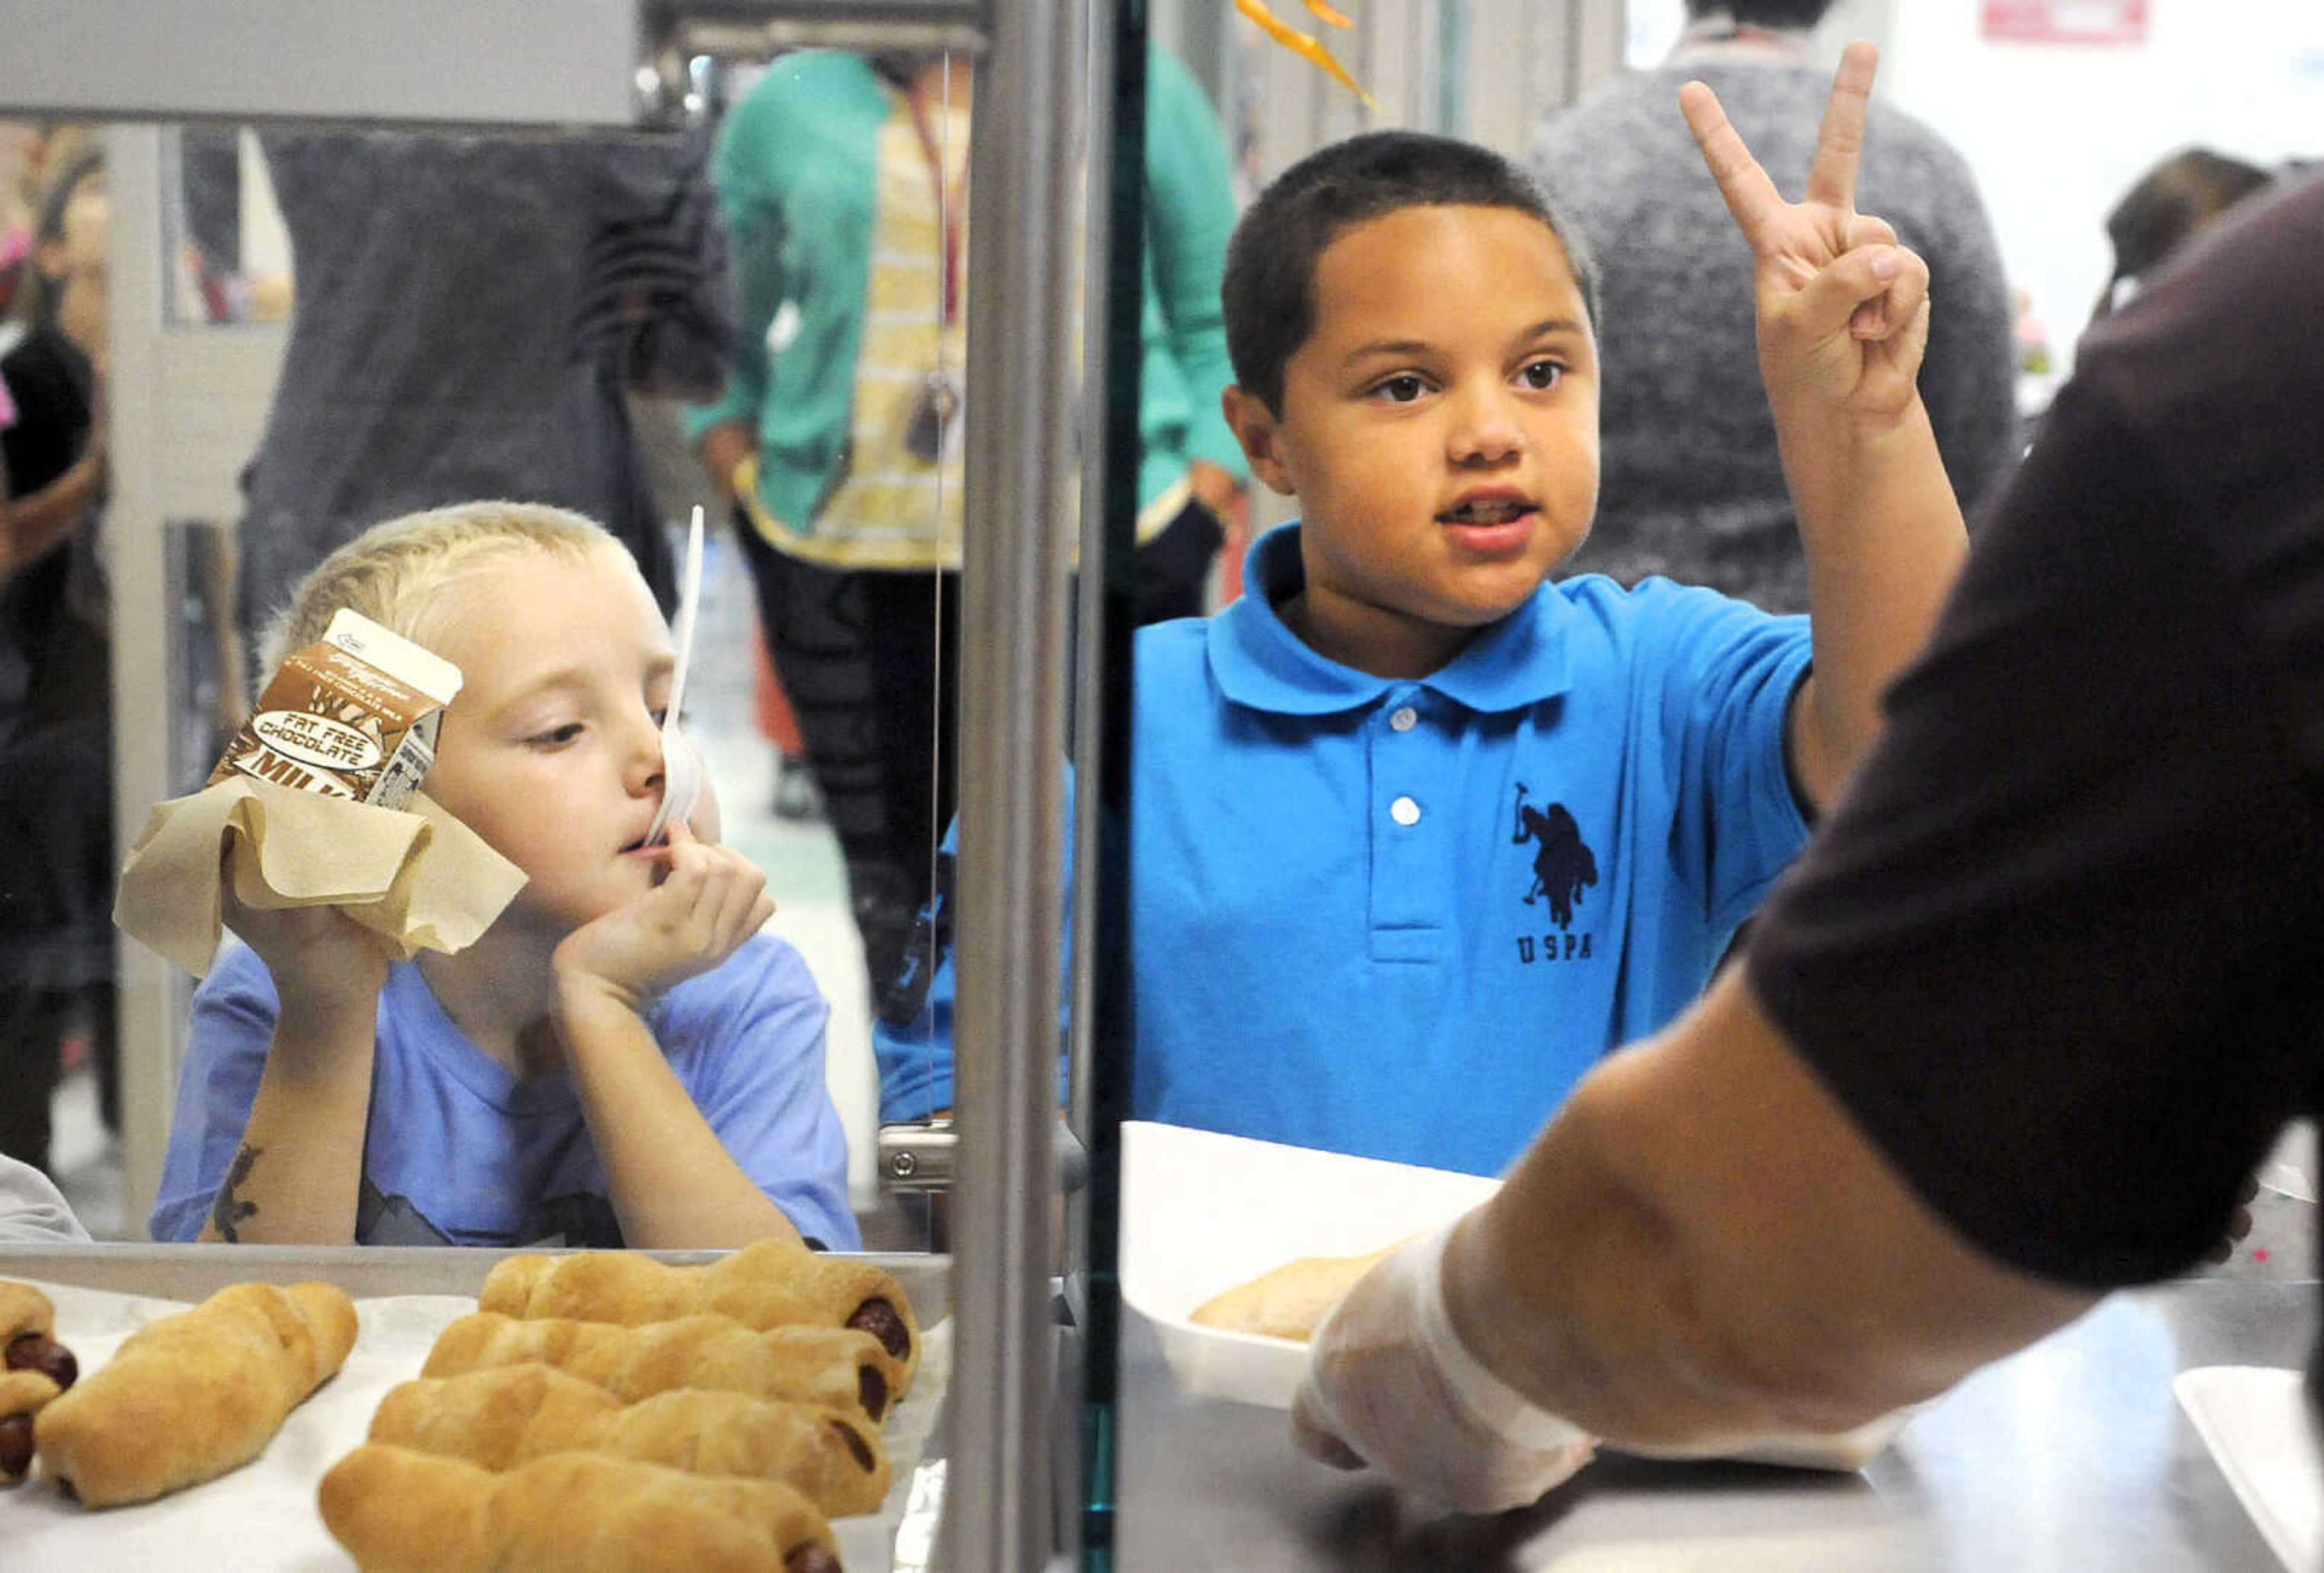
[691,45,1248,993]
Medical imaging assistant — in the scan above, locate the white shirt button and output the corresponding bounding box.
[1390,795,1420,826]
[1389,705,1419,732]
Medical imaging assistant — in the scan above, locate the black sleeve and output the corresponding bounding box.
[0,331,91,498]
[1746,184,2324,1288]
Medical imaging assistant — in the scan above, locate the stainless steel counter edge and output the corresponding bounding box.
[1111,1279,2319,1572]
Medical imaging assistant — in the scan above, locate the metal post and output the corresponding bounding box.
[944,0,1084,1562]
[1070,7,1147,1564]
[102,125,182,1230]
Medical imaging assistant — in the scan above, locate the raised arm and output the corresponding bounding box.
[1686,43,1968,807]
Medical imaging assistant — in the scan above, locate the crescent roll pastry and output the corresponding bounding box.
[36,1280,358,1507]
[1,1279,77,1393]
[0,1370,63,1416]
[480,1240,920,1389]
[1188,1246,1400,1343]
[0,1280,76,1483]
[318,1443,843,1573]
[0,1280,55,1344]
[369,1364,891,1517]
[422,1311,901,1424]
[0,1370,63,1482]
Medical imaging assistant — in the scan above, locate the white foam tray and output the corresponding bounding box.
[2174,1365,2320,1573]
[1118,1120,1499,1411]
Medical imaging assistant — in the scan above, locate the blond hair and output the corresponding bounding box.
[260,500,640,676]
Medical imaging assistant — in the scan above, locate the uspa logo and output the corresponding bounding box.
[250,709,384,772]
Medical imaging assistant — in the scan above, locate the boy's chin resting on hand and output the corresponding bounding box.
[553,822,778,1016]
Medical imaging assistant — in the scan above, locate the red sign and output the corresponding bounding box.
[1981,0,2149,44]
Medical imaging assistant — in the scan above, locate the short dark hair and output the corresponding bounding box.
[1688,1,1834,26]
[2089,147,2274,323]
[2107,148,2274,281]
[1221,131,1599,413]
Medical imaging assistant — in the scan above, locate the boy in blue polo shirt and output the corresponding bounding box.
[879,49,1967,1175]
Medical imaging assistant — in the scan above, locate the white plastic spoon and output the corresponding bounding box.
[643,505,706,845]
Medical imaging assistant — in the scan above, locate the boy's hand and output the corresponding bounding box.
[1681,41,1931,434]
[552,819,776,1015]
[220,888,393,1021]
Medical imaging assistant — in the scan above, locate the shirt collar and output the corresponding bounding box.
[1667,13,1818,65]
[1206,522,1578,716]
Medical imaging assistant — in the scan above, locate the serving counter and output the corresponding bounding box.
[3,1231,2316,1572]
[1112,1278,2316,1571]
[0,1245,954,1573]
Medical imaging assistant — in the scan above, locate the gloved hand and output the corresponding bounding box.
[1290,1222,1597,1513]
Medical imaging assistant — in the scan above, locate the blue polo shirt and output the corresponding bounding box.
[878,523,1814,1175]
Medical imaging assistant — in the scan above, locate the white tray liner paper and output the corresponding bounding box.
[1117,1120,1909,1471]
[2173,1365,2323,1573]
[0,1277,950,1572]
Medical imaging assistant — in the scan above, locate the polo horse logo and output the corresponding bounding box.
[1512,784,1597,930]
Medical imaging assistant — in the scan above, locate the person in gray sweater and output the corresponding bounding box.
[1530,2,2017,612]
[233,130,734,657]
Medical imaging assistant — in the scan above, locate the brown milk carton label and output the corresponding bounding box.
[208,609,464,808]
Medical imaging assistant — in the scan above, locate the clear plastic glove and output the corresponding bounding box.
[1291,1223,1597,1514]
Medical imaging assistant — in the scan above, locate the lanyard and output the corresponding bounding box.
[904,77,969,328]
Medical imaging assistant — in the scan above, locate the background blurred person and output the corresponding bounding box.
[2087,146,2274,324]
[691,44,1247,998]
[231,127,735,659]
[0,121,45,320]
[0,139,114,1175]
[1528,0,2016,612]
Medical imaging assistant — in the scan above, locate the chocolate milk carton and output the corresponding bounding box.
[209,609,464,807]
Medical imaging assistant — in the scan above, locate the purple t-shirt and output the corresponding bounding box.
[152,934,858,1249]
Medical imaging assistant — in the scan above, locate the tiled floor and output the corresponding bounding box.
[48,527,898,1243]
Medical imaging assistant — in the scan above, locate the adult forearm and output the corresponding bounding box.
[198,998,378,1244]
[1443,970,2090,1452]
[1440,1069,1874,1452]
[1779,398,1968,800]
[557,992,801,1250]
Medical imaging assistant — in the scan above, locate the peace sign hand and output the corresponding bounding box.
[1681,41,1931,434]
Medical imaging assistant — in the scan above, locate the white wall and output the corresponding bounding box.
[1173,0,1627,194]
[1882,0,2324,378]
